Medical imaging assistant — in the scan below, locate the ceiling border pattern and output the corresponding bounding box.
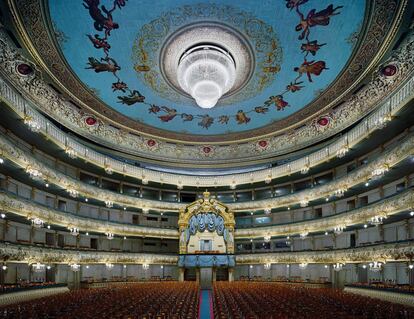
[0,1,404,160]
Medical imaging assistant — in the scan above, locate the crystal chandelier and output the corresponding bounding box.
[264,263,271,270]
[177,45,236,108]
[66,187,78,198]
[32,263,45,272]
[31,217,44,228]
[70,264,80,272]
[370,215,385,226]
[24,115,41,132]
[333,225,345,235]
[299,263,308,269]
[64,146,76,159]
[369,261,383,272]
[105,200,113,208]
[371,164,389,180]
[69,227,79,236]
[105,232,114,240]
[25,166,42,180]
[333,262,344,271]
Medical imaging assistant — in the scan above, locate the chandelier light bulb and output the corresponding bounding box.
[177,45,236,108]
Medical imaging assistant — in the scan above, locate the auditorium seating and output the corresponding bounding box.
[0,282,199,318]
[212,282,414,318]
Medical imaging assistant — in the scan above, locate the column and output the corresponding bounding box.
[179,267,185,282]
[212,268,217,282]
[228,268,234,282]
[196,268,200,283]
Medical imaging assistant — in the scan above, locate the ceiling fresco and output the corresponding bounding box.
[48,0,366,135]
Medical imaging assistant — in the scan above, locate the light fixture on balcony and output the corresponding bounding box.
[300,200,309,208]
[300,232,308,239]
[334,186,347,198]
[177,45,236,108]
[70,264,80,272]
[66,187,78,198]
[32,263,45,272]
[142,207,149,214]
[69,227,79,236]
[105,232,114,240]
[370,215,385,226]
[369,261,383,272]
[177,181,183,190]
[142,263,149,270]
[25,166,42,180]
[31,217,44,228]
[106,263,114,270]
[333,262,344,271]
[264,263,271,270]
[336,145,349,158]
[23,115,41,132]
[64,146,76,159]
[230,180,237,190]
[264,235,271,243]
[264,207,271,215]
[371,164,389,180]
[264,171,272,184]
[104,165,113,175]
[300,165,310,175]
[105,200,113,208]
[299,263,308,269]
[375,113,392,129]
[285,236,292,246]
[333,225,345,235]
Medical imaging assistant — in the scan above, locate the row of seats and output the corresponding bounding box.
[212,282,414,318]
[351,282,414,293]
[0,282,199,319]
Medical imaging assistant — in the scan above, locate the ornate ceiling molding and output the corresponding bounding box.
[0,187,411,240]
[0,130,413,212]
[236,241,414,264]
[1,72,413,184]
[0,2,411,166]
[0,242,178,265]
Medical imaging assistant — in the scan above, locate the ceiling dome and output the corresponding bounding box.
[177,45,236,109]
[6,0,410,166]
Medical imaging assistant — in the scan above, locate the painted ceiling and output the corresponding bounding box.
[48,0,366,136]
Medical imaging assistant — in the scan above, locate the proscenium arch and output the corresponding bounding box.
[178,192,235,254]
